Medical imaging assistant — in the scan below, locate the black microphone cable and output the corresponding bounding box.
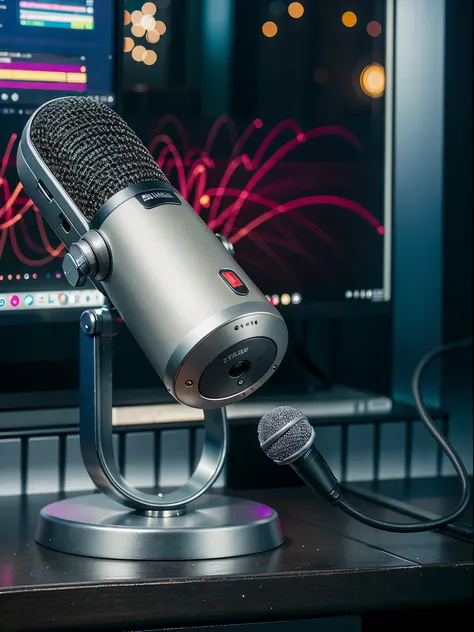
[336,339,473,534]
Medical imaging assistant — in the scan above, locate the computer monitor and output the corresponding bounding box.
[121,0,393,316]
[0,0,122,319]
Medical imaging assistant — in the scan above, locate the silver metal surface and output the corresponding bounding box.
[36,493,284,560]
[79,307,229,511]
[98,194,288,409]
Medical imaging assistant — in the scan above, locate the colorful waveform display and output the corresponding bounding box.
[1,116,384,273]
[19,1,94,30]
[0,58,87,92]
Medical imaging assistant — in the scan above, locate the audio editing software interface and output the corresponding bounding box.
[0,0,116,312]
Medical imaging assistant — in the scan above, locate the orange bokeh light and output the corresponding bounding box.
[200,194,211,207]
[288,2,304,19]
[262,21,278,38]
[124,37,134,53]
[155,20,167,35]
[342,11,357,27]
[360,63,385,98]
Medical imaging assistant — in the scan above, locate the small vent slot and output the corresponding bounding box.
[59,214,71,234]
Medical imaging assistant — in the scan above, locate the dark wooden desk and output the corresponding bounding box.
[0,484,472,632]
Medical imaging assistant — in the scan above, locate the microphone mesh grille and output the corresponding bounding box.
[29,97,168,221]
[258,406,313,463]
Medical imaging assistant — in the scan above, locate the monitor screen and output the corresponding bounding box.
[122,0,392,312]
[0,0,120,315]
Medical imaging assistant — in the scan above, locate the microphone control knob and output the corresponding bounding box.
[62,241,96,288]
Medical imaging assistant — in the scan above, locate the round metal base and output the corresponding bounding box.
[36,493,284,560]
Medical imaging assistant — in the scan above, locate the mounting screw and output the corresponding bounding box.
[272,365,278,371]
[238,379,244,386]
[80,310,100,336]
[185,380,194,387]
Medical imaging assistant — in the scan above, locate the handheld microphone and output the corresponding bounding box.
[258,406,342,503]
[258,405,472,534]
[17,97,288,409]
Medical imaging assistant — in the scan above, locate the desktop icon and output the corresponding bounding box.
[0,298,5,309]
[24,294,34,306]
[10,295,20,307]
[48,294,57,305]
[58,293,68,305]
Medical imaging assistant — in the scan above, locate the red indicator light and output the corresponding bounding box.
[222,270,242,288]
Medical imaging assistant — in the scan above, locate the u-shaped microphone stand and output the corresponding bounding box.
[35,305,283,560]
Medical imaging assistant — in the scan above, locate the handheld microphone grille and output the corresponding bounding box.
[258,406,313,464]
[29,96,167,221]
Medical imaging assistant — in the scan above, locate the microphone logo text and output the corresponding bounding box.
[223,348,249,364]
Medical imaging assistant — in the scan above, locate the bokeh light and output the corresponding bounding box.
[288,2,304,19]
[131,10,143,24]
[132,45,146,62]
[262,21,278,38]
[141,14,156,30]
[146,29,160,43]
[314,67,328,84]
[367,20,382,37]
[360,63,385,98]
[155,20,167,35]
[200,194,211,208]
[281,293,291,306]
[131,23,146,37]
[269,0,285,16]
[142,2,157,15]
[124,37,134,53]
[143,50,158,65]
[124,10,131,25]
[342,11,357,27]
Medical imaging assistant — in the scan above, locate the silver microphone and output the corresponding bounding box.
[17,97,288,409]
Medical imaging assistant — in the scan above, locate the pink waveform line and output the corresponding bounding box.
[0,218,7,258]
[205,187,345,260]
[186,158,215,212]
[208,121,310,223]
[19,208,48,254]
[0,134,17,179]
[9,219,58,265]
[204,115,239,157]
[208,154,252,223]
[251,119,303,169]
[154,136,187,195]
[222,125,362,236]
[230,195,382,244]
[0,199,33,229]
[230,120,263,161]
[183,148,209,166]
[35,211,64,257]
[1,183,23,217]
[154,114,190,156]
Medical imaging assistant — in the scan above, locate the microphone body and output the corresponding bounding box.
[17,97,288,409]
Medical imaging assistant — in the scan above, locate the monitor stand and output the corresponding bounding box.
[35,305,283,560]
